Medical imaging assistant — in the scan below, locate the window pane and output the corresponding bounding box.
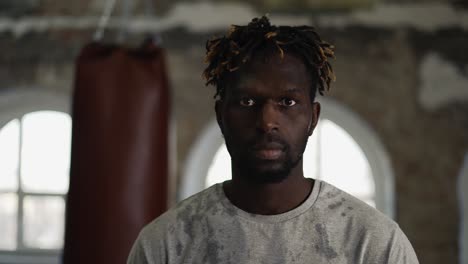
[0,193,18,250]
[23,196,65,249]
[0,119,20,191]
[319,120,375,199]
[21,111,71,194]
[303,122,320,179]
[206,144,231,187]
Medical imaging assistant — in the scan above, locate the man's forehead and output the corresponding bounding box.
[232,81,306,94]
[226,79,311,101]
[228,54,311,89]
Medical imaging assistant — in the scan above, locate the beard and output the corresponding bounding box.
[227,133,308,184]
[235,152,302,184]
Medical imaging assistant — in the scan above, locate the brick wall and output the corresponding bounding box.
[0,1,467,263]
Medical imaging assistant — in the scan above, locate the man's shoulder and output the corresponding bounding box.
[313,180,418,263]
[317,180,398,232]
[139,184,222,238]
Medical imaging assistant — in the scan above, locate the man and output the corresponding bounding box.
[128,16,419,263]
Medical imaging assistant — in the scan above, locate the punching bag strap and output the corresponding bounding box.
[93,0,117,41]
[93,0,135,42]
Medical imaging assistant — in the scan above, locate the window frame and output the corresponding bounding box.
[179,97,396,218]
[0,90,70,264]
[458,152,468,264]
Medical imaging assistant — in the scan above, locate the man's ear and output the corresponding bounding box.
[308,102,321,136]
[215,100,224,135]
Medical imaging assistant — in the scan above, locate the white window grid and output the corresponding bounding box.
[0,90,70,264]
[0,115,66,255]
[311,120,375,204]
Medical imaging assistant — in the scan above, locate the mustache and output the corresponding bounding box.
[249,134,288,151]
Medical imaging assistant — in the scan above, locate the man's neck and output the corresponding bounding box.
[223,167,314,215]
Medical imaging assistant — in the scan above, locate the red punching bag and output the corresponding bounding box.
[63,40,170,263]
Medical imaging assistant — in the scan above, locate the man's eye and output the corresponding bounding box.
[239,98,255,106]
[280,98,297,107]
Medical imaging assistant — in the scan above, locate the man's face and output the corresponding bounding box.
[216,53,320,183]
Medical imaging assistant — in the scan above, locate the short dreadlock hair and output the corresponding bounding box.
[203,16,335,101]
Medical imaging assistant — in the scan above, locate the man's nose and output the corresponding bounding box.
[256,102,279,133]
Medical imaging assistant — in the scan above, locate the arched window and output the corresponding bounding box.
[0,91,70,264]
[180,98,395,218]
[206,119,375,207]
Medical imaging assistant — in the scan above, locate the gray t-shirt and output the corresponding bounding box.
[128,180,419,264]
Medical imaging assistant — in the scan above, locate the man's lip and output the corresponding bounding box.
[252,148,283,160]
[252,142,285,150]
[253,143,284,160]
[250,141,285,159]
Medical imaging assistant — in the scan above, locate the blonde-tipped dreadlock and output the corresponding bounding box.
[203,16,335,100]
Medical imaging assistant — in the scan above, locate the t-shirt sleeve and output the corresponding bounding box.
[388,226,419,264]
[127,226,168,264]
[127,235,150,264]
